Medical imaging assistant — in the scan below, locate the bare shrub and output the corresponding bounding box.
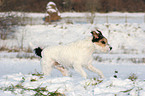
[16,53,36,59]
[128,73,138,81]
[0,0,3,6]
[0,43,33,53]
[1,0,145,12]
[0,12,24,40]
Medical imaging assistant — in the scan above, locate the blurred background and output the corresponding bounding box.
[0,0,145,12]
[0,0,145,64]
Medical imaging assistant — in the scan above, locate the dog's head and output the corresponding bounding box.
[91,30,112,52]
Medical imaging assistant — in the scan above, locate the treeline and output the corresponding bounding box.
[0,0,145,12]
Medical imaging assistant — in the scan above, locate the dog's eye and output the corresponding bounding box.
[101,41,106,44]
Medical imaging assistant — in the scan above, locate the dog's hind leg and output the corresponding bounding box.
[73,65,87,79]
[41,59,53,76]
[54,62,68,76]
[86,64,104,78]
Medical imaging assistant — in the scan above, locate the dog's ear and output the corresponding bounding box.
[96,30,102,35]
[91,31,99,39]
[91,30,104,42]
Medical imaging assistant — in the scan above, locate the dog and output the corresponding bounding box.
[34,30,112,79]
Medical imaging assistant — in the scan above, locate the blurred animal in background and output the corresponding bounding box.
[44,1,61,22]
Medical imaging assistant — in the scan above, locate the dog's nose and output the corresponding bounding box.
[109,47,112,50]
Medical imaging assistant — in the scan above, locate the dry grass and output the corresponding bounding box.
[0,74,66,96]
[0,45,32,53]
[128,73,138,81]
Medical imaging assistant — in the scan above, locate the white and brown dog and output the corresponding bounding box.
[34,30,112,79]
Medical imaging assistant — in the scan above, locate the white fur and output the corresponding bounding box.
[40,37,110,78]
[94,43,111,53]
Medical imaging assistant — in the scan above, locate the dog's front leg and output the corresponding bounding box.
[73,65,87,79]
[87,64,104,78]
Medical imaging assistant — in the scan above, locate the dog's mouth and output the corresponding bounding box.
[93,43,112,53]
[102,46,112,53]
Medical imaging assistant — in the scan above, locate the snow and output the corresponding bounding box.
[9,23,144,54]
[61,12,145,18]
[47,9,57,13]
[0,12,144,18]
[47,1,56,6]
[46,1,59,13]
[0,62,145,96]
[0,12,144,24]
[0,12,145,96]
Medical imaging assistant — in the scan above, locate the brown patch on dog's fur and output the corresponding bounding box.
[91,31,99,39]
[54,62,68,76]
[94,37,108,47]
[91,30,109,48]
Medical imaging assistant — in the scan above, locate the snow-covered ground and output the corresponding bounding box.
[1,23,144,54]
[0,56,145,96]
[0,12,145,96]
[0,12,144,24]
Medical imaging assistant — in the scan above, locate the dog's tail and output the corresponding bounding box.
[34,47,42,58]
[29,42,43,58]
